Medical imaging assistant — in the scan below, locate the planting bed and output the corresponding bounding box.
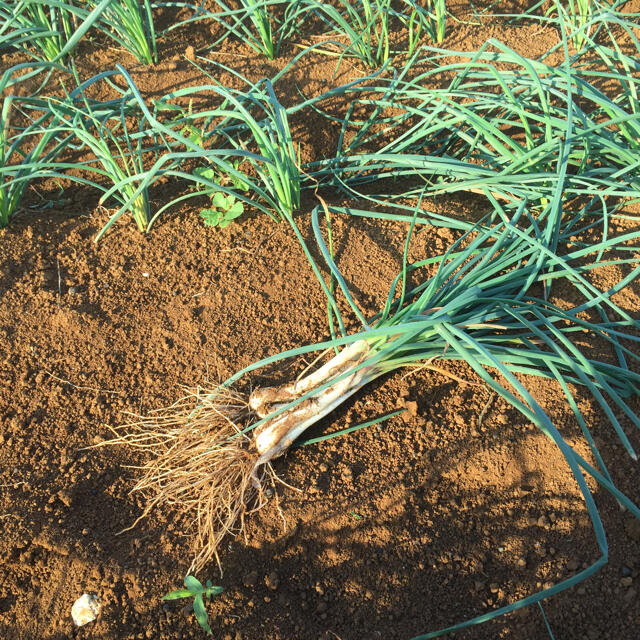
[1,1,640,639]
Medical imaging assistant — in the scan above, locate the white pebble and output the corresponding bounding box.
[71,593,100,626]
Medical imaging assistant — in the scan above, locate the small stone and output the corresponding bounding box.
[577,587,586,595]
[71,594,100,626]
[489,583,499,594]
[517,557,527,568]
[622,567,632,577]
[543,581,554,590]
[243,571,258,587]
[620,577,633,587]
[68,286,78,295]
[57,490,72,507]
[319,463,328,472]
[537,515,549,527]
[185,45,196,61]
[567,559,579,571]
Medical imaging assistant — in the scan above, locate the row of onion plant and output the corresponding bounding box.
[0,0,157,64]
[303,8,639,211]
[155,0,447,64]
[3,2,638,237]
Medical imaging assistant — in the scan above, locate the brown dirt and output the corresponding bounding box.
[1,2,640,640]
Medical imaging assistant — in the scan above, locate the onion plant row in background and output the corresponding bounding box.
[3,4,639,235]
[0,0,156,63]
[0,0,447,66]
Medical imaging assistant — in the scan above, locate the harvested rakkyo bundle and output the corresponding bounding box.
[107,195,640,600]
[111,338,379,573]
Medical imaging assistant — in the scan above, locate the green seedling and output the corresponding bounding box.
[162,576,223,635]
[200,192,244,228]
[193,165,246,227]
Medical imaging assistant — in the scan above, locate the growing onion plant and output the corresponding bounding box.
[524,0,612,51]
[0,63,74,227]
[302,0,447,68]
[127,65,301,233]
[89,0,157,65]
[206,0,278,59]
[0,0,155,63]
[44,70,160,233]
[154,0,300,60]
[0,0,75,61]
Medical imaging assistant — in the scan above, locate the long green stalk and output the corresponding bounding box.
[89,0,157,64]
[0,0,74,61]
[0,63,74,227]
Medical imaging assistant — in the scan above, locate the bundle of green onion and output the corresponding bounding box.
[109,185,640,622]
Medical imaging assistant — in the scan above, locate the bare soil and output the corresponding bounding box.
[1,2,640,639]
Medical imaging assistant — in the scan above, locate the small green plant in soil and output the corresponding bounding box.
[162,575,223,635]
[193,165,246,227]
[199,191,244,228]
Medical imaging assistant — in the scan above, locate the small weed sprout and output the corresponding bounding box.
[193,165,247,227]
[162,576,223,635]
[200,192,244,228]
